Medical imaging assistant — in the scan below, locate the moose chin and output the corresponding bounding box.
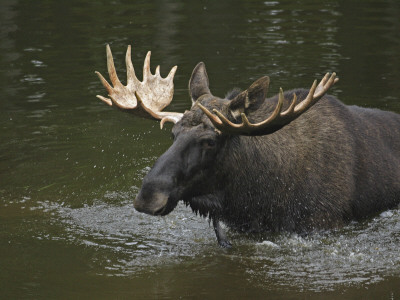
[95,44,400,248]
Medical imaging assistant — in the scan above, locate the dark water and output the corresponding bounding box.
[1,0,400,298]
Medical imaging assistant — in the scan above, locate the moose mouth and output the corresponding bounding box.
[153,202,174,216]
[134,192,179,217]
[154,196,179,216]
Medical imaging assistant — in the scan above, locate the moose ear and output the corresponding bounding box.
[229,76,270,117]
[189,62,211,103]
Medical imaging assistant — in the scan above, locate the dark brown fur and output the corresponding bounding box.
[134,63,400,247]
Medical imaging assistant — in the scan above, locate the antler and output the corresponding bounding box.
[95,44,183,128]
[198,72,338,135]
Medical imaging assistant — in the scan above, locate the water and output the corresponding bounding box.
[1,0,400,298]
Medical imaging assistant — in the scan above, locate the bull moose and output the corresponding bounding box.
[95,45,400,247]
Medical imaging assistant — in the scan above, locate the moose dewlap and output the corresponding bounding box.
[95,44,400,247]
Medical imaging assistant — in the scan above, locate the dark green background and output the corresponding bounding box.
[1,0,400,298]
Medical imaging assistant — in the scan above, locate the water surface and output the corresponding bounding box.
[1,0,400,298]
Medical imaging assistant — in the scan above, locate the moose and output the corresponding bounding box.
[95,45,400,247]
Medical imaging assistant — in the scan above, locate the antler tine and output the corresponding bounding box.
[294,79,318,113]
[197,103,223,126]
[95,71,113,95]
[106,44,123,88]
[316,72,330,92]
[267,87,285,121]
[281,93,297,116]
[125,45,138,87]
[160,114,183,129]
[155,65,160,76]
[166,65,178,82]
[214,109,238,128]
[143,51,152,80]
[96,94,113,106]
[315,72,338,97]
[95,46,118,106]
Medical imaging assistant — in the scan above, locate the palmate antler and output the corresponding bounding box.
[197,73,338,135]
[95,44,183,128]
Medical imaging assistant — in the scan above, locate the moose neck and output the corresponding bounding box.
[216,129,299,232]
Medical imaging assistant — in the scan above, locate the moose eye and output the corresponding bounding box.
[201,139,216,149]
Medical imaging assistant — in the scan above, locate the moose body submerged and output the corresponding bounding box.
[96,45,400,247]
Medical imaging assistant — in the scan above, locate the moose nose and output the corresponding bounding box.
[133,194,146,213]
[134,191,169,216]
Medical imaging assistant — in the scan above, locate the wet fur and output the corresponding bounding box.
[188,89,400,233]
[135,63,400,246]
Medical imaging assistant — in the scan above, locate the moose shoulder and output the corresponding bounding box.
[96,45,400,247]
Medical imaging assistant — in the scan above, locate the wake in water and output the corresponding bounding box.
[36,193,399,292]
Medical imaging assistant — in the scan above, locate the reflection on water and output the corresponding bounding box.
[1,0,400,298]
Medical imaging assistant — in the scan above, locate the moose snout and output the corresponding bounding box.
[134,190,169,216]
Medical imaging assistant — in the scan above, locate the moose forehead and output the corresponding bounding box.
[174,94,230,131]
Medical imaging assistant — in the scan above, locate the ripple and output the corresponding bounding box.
[39,194,400,291]
[54,201,215,274]
[20,74,44,84]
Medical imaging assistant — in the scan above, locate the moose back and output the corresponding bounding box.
[95,45,400,247]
